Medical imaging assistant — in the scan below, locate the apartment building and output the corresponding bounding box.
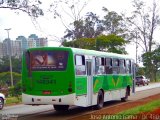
[0,42,3,58]
[0,34,48,58]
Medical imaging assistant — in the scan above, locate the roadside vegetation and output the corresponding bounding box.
[118,99,160,114]
[101,99,160,120]
[5,96,22,106]
[0,57,22,105]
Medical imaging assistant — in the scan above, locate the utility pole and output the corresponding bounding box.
[136,32,138,64]
[4,28,13,87]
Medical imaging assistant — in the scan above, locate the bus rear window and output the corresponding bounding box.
[28,51,69,71]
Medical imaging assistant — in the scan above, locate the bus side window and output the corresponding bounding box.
[120,59,125,74]
[126,60,131,74]
[105,58,112,74]
[75,55,86,75]
[113,59,120,74]
[95,57,105,75]
[100,58,105,74]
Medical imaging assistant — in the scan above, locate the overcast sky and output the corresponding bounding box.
[0,0,134,40]
[0,0,158,63]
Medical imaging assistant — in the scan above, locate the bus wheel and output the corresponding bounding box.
[95,90,104,110]
[53,105,69,111]
[121,88,129,102]
[0,97,4,110]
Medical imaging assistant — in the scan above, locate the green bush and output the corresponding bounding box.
[9,82,22,99]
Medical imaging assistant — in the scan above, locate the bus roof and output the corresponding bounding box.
[26,47,133,60]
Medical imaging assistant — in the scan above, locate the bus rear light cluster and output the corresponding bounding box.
[42,90,51,95]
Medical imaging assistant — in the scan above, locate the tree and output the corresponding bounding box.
[142,46,160,81]
[62,34,127,54]
[102,7,128,37]
[0,56,22,73]
[96,34,127,54]
[0,0,43,18]
[64,12,103,40]
[50,0,89,37]
[62,38,96,49]
[82,12,104,38]
[136,67,145,76]
[9,81,22,98]
[63,7,129,43]
[127,0,160,81]
[127,0,160,53]
[0,72,21,86]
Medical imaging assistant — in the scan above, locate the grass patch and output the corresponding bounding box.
[5,96,22,106]
[118,99,160,115]
[103,99,160,120]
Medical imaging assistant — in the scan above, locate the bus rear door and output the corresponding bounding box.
[86,59,93,106]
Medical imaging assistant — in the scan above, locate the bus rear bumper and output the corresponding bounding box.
[22,93,75,105]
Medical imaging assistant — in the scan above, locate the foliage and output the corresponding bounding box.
[64,12,103,40]
[117,99,160,117]
[142,46,160,81]
[136,67,145,76]
[0,72,21,87]
[0,56,22,73]
[102,7,128,37]
[96,34,127,54]
[6,96,22,105]
[63,8,128,41]
[126,0,160,53]
[9,81,22,98]
[62,38,96,49]
[125,0,160,82]
[0,0,43,18]
[62,34,127,54]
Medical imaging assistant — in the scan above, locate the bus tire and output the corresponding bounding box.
[53,105,69,111]
[0,97,4,110]
[121,87,129,102]
[95,90,104,110]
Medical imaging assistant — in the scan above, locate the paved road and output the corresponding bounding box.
[0,82,160,120]
[136,82,160,92]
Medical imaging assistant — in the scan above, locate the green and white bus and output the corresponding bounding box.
[22,47,135,111]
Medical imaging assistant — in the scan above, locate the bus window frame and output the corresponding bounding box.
[75,54,86,76]
[126,59,132,74]
[112,58,120,74]
[105,57,113,74]
[95,57,105,75]
[119,59,126,74]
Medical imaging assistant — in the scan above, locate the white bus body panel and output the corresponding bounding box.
[22,93,75,105]
[74,88,127,107]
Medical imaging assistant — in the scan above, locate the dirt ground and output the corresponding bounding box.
[69,94,160,120]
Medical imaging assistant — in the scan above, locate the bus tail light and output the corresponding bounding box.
[42,90,51,95]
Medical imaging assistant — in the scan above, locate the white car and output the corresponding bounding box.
[0,93,5,110]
